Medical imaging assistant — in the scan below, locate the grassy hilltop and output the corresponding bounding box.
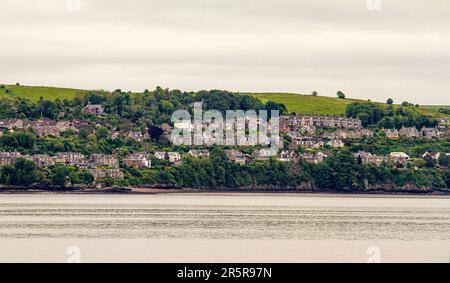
[0,84,448,118]
[248,92,448,118]
[0,84,87,102]
[248,92,356,115]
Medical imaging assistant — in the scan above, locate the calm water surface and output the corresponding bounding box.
[0,193,449,262]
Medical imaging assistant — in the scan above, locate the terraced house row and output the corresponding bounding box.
[383,126,447,139]
[0,119,86,137]
[280,115,363,131]
[0,152,153,181]
[354,151,450,168]
[0,118,154,142]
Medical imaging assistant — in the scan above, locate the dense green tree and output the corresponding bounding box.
[424,156,436,168]
[439,154,450,167]
[325,150,358,191]
[38,100,58,119]
[265,101,288,115]
[0,165,16,185]
[337,91,346,99]
[444,171,450,188]
[15,132,36,149]
[148,125,164,142]
[346,101,436,129]
[346,102,384,127]
[70,171,94,185]
[49,165,70,187]
[378,116,395,129]
[96,127,109,140]
[0,134,18,148]
[313,163,334,189]
[11,158,40,186]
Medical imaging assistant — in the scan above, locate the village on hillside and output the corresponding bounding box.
[0,100,449,187]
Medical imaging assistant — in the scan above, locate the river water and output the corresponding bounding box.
[0,193,449,262]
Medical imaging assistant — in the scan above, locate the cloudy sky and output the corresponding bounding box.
[1,0,449,104]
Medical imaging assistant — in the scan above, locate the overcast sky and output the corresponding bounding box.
[1,0,449,104]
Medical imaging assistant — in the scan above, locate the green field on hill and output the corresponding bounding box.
[248,92,448,118]
[421,105,450,111]
[0,84,447,119]
[248,93,357,115]
[0,84,87,102]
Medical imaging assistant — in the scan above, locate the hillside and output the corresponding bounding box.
[421,105,450,111]
[0,84,447,119]
[248,92,448,118]
[248,93,358,115]
[0,84,87,102]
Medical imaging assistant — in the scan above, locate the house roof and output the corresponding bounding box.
[390,152,410,158]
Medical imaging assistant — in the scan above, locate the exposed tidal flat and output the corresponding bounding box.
[0,193,449,262]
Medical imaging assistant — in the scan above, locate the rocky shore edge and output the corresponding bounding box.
[1,184,450,196]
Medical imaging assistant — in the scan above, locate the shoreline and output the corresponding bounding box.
[1,186,450,198]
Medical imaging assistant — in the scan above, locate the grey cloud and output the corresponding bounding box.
[1,0,449,104]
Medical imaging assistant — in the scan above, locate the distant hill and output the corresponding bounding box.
[421,105,450,111]
[248,92,357,115]
[1,84,448,119]
[0,84,87,102]
[248,92,448,118]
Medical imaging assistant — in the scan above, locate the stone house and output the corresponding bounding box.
[300,151,328,164]
[167,152,182,163]
[187,149,210,158]
[225,150,246,165]
[124,153,151,168]
[331,129,371,139]
[89,168,124,181]
[327,139,344,148]
[110,131,124,140]
[160,123,172,134]
[30,154,55,167]
[279,118,291,133]
[361,129,374,138]
[437,118,449,130]
[54,152,86,165]
[27,119,80,137]
[278,150,297,162]
[354,151,388,167]
[32,124,60,137]
[251,148,277,161]
[422,151,441,160]
[0,119,25,130]
[126,131,150,142]
[154,151,166,160]
[333,129,356,139]
[383,128,399,139]
[153,151,182,164]
[0,152,22,166]
[281,115,362,130]
[389,152,410,166]
[292,125,316,135]
[421,127,441,139]
[56,121,79,133]
[90,154,119,168]
[84,104,104,115]
[399,127,420,139]
[289,138,324,149]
